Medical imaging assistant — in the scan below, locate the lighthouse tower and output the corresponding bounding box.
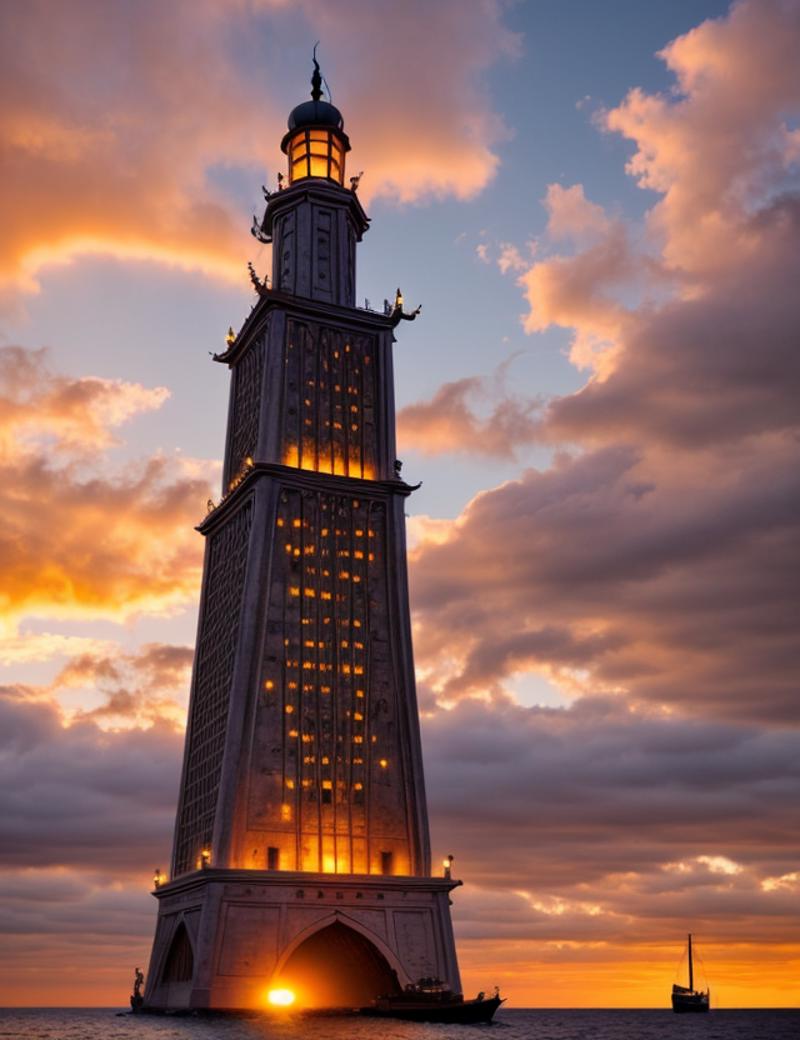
[143,63,462,1011]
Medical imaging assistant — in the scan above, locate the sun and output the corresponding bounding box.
[267,987,296,1008]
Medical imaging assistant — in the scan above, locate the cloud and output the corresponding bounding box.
[0,690,182,873]
[303,0,519,205]
[533,0,800,440]
[397,370,541,459]
[0,346,169,454]
[53,642,194,729]
[0,0,517,299]
[543,183,611,243]
[497,242,530,274]
[422,696,800,940]
[605,0,800,277]
[3,0,799,1010]
[0,689,183,1004]
[0,347,210,634]
[409,439,799,722]
[541,193,800,445]
[407,0,800,727]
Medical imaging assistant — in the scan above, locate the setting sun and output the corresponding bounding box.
[267,987,296,1008]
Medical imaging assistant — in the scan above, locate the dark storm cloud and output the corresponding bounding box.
[409,437,799,722]
[544,197,800,449]
[423,697,800,942]
[0,691,181,871]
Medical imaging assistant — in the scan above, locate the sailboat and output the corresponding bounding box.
[671,933,710,1013]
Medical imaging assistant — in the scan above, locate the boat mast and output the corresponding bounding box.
[688,933,694,991]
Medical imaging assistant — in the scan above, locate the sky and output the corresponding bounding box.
[1,0,799,1010]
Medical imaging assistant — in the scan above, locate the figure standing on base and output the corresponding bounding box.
[130,967,144,1011]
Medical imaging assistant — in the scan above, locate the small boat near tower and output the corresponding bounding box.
[671,933,710,1013]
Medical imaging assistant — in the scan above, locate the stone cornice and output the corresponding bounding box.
[153,867,463,899]
[216,289,396,367]
[198,462,419,535]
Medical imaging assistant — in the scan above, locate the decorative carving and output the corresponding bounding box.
[174,500,253,875]
[130,967,144,1010]
[390,287,421,326]
[248,261,267,293]
[251,216,271,244]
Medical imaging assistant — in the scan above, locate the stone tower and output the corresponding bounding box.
[143,63,462,1011]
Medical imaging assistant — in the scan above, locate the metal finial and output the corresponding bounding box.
[311,42,322,101]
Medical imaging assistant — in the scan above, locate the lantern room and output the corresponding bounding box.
[281,56,350,186]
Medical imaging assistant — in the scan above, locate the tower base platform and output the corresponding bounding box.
[144,869,462,1011]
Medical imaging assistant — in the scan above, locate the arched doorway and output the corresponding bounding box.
[276,921,401,1007]
[161,922,194,984]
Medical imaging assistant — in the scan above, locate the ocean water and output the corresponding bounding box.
[1,1009,799,1040]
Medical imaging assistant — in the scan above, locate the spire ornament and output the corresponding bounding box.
[311,42,323,101]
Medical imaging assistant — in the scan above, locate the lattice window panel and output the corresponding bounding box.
[281,320,377,479]
[227,333,265,482]
[173,500,253,875]
[258,487,402,873]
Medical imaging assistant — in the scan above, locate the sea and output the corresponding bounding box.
[1,1009,799,1040]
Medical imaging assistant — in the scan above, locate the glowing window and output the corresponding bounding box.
[287,129,345,185]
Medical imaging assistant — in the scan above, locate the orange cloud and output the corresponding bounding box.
[0,0,517,300]
[543,183,611,243]
[53,642,194,730]
[605,0,800,277]
[0,346,168,454]
[0,346,210,633]
[397,370,541,459]
[404,1,800,726]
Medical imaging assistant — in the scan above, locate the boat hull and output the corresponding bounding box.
[672,993,710,1013]
[360,995,504,1023]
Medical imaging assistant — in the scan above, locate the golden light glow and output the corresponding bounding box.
[282,445,375,481]
[267,987,296,1008]
[287,127,345,185]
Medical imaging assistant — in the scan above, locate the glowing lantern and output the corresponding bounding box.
[281,54,350,187]
[286,128,346,185]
